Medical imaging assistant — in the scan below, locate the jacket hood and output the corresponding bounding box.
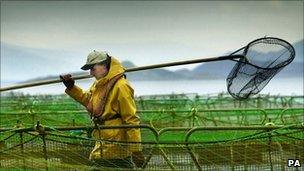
[95,57,125,86]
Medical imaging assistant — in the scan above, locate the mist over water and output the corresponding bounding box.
[1,78,303,97]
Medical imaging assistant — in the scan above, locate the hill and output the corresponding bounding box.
[3,39,303,83]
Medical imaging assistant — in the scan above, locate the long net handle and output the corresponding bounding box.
[0,55,244,92]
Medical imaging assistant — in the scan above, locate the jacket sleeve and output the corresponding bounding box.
[65,85,91,107]
[117,83,142,152]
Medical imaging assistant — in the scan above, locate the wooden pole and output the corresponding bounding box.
[0,55,243,92]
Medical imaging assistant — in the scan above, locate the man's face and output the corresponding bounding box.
[90,64,108,79]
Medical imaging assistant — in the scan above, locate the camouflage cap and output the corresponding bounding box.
[81,50,108,70]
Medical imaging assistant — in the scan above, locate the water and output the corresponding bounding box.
[1,78,303,96]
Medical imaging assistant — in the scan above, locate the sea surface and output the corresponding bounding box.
[1,78,303,97]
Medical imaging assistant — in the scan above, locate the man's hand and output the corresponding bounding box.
[132,151,145,168]
[59,74,75,90]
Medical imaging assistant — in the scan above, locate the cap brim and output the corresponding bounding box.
[81,64,94,70]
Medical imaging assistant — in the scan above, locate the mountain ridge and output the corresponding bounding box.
[2,39,303,83]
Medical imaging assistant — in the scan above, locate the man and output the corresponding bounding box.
[60,50,144,169]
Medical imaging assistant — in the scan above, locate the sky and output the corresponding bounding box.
[1,1,303,81]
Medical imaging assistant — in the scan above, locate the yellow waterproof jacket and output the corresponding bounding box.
[65,57,142,160]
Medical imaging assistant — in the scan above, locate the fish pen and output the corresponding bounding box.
[1,94,304,170]
[0,125,303,171]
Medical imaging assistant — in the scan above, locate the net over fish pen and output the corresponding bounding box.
[0,125,303,171]
[1,106,303,128]
[1,94,303,128]
[1,94,303,170]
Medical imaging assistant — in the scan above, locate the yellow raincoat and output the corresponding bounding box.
[65,57,142,160]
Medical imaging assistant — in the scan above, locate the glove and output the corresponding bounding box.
[132,151,145,168]
[59,74,75,90]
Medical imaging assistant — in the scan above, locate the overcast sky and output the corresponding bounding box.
[1,1,303,75]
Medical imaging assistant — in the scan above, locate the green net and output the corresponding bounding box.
[1,93,303,170]
[0,125,303,170]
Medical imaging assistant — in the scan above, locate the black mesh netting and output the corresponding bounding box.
[227,37,295,99]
